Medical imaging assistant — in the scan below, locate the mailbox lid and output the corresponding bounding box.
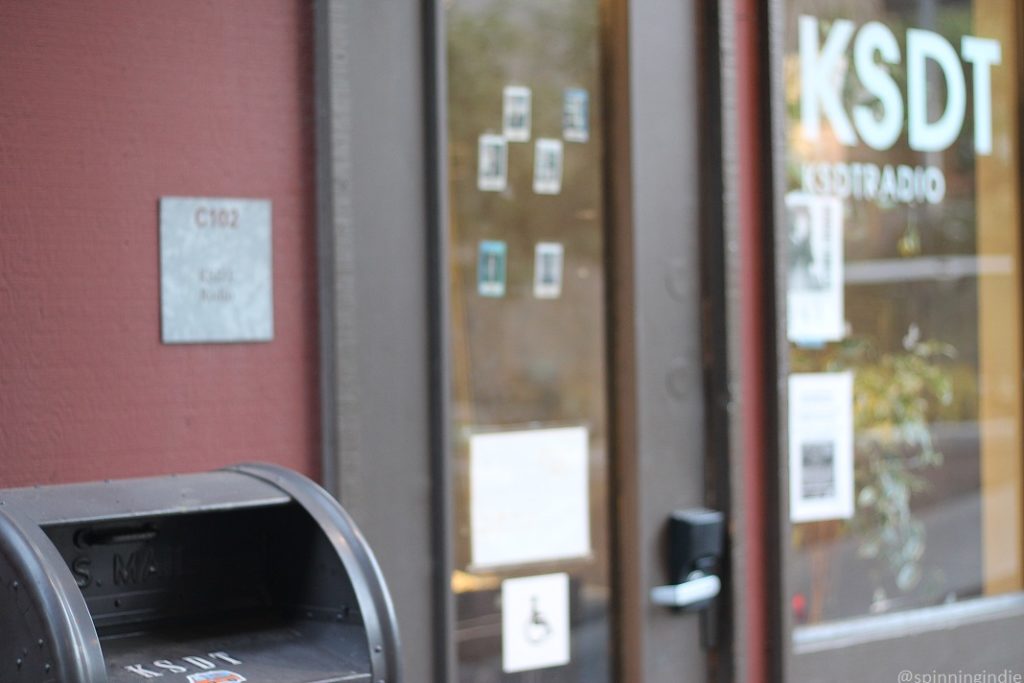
[0,471,291,526]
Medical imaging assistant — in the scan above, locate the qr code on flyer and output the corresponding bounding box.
[801,441,835,500]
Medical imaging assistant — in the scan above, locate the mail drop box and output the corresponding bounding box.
[0,464,400,683]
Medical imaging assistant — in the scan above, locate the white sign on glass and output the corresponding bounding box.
[786,192,844,344]
[502,573,571,674]
[469,426,591,568]
[789,372,855,523]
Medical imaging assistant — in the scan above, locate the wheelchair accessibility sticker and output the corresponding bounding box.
[187,672,246,683]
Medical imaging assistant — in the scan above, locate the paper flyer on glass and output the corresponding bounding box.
[789,371,855,523]
[786,192,845,344]
[469,426,591,568]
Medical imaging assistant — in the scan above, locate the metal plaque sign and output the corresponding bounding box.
[160,197,273,344]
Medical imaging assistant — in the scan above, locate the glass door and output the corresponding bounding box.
[444,0,613,680]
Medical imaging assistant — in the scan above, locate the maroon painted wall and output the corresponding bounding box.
[0,2,320,486]
[736,3,770,681]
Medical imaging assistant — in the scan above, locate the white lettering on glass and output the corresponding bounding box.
[799,15,1001,155]
[906,28,966,152]
[799,16,857,145]
[852,22,903,150]
[961,36,1001,155]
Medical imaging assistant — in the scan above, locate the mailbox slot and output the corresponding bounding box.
[44,504,370,682]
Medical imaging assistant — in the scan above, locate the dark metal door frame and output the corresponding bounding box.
[313,1,440,678]
[606,0,733,680]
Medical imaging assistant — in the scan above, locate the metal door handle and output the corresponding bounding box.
[650,571,721,610]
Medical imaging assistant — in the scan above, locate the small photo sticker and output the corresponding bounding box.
[562,88,589,142]
[478,134,509,192]
[533,139,564,195]
[478,240,508,298]
[503,85,532,142]
[534,242,564,299]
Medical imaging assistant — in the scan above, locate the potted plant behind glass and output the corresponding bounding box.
[792,325,956,616]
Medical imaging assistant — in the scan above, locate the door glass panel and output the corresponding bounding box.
[782,0,1023,625]
[445,0,612,680]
